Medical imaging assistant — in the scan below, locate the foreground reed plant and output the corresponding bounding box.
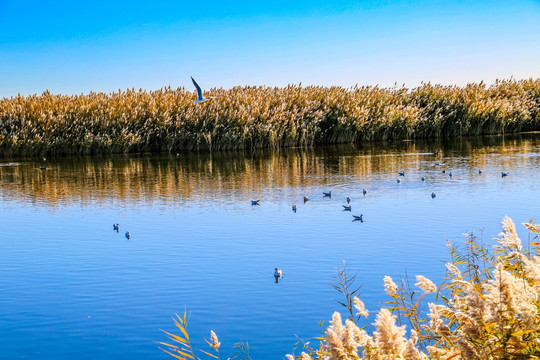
[1,79,539,155]
[162,217,540,359]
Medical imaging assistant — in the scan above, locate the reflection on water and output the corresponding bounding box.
[1,134,538,207]
[0,133,540,360]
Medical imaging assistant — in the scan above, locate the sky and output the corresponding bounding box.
[0,0,539,97]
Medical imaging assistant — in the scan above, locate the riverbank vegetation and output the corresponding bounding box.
[161,217,540,359]
[1,79,539,155]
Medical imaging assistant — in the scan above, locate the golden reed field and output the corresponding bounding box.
[1,79,539,155]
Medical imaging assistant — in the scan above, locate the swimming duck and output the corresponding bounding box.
[431,192,436,199]
[292,205,297,212]
[478,169,483,174]
[113,224,119,231]
[342,205,352,211]
[397,179,401,183]
[303,196,310,203]
[449,172,452,177]
[421,177,425,181]
[346,197,351,204]
[399,171,405,177]
[251,200,260,205]
[363,189,367,196]
[352,214,364,222]
[125,232,131,239]
[323,191,331,197]
[501,172,508,177]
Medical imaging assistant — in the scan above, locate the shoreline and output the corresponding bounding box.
[1,79,539,156]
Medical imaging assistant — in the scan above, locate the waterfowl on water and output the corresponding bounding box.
[501,172,508,177]
[431,192,436,199]
[274,267,283,284]
[363,189,367,196]
[251,200,260,205]
[303,196,309,203]
[421,177,426,181]
[292,205,297,212]
[433,162,441,166]
[352,214,363,222]
[442,170,446,173]
[399,171,405,177]
[342,205,352,211]
[113,224,119,231]
[125,232,131,239]
[191,76,214,103]
[323,191,331,197]
[346,197,351,203]
[478,169,483,174]
[449,172,452,177]
[397,179,401,183]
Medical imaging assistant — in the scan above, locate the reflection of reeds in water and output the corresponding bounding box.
[0,134,538,207]
[0,79,539,155]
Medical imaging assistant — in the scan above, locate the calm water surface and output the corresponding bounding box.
[1,134,540,359]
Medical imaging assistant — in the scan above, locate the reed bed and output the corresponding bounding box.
[162,217,540,359]
[1,79,539,155]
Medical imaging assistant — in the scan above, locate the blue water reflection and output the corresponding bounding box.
[0,134,539,359]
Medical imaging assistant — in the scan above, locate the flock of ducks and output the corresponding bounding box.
[251,189,367,223]
[250,164,511,280]
[249,165,505,222]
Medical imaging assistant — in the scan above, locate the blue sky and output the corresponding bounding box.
[0,0,539,96]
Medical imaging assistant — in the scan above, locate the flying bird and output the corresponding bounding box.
[191,76,214,103]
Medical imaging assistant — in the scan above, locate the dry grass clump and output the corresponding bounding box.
[1,79,539,155]
[161,217,540,359]
[289,216,540,359]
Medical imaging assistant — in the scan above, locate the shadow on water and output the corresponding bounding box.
[0,133,539,207]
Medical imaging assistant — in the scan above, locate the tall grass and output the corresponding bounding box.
[161,217,540,359]
[1,79,539,155]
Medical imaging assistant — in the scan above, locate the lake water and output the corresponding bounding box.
[1,134,540,359]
